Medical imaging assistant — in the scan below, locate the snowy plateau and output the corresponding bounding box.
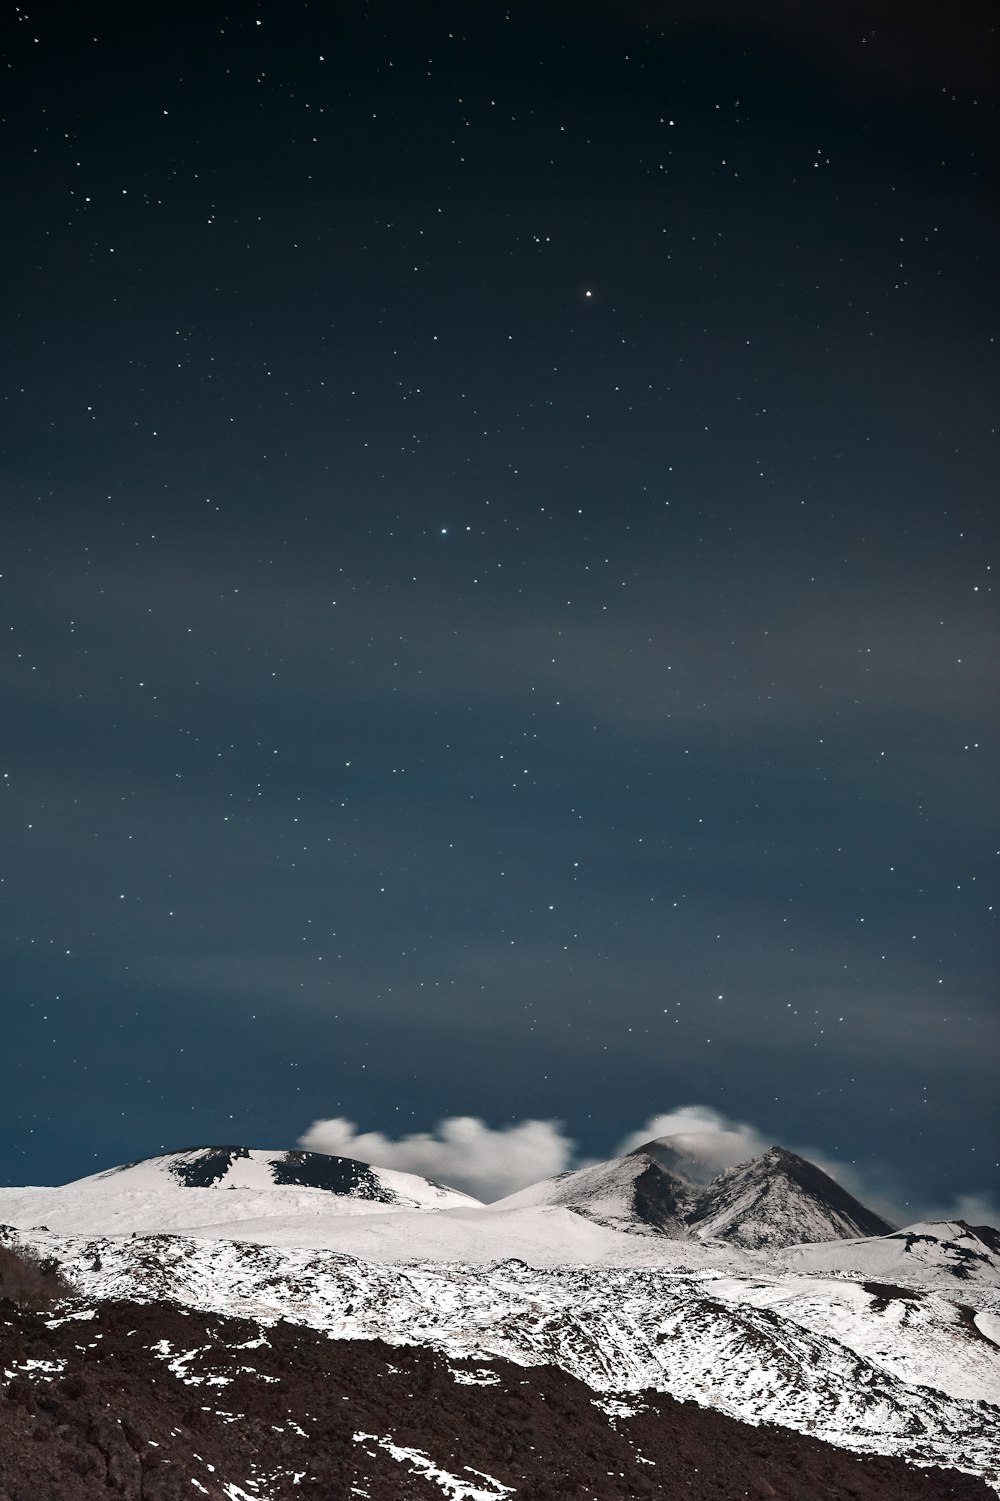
[1,1138,998,1500]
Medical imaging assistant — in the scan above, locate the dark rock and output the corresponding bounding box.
[0,1296,991,1500]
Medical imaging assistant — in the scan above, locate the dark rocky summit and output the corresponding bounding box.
[103,1145,405,1202]
[0,1296,990,1501]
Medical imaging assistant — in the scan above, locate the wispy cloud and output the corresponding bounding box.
[614,1105,770,1172]
[298,1115,574,1203]
[299,1102,999,1227]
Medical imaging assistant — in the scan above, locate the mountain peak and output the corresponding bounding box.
[628,1131,765,1183]
[0,1145,481,1239]
[689,1147,896,1248]
[96,1144,481,1207]
[493,1138,895,1249]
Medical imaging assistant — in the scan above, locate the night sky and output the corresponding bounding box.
[2,1,997,1219]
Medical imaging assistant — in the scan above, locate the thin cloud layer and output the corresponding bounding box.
[615,1105,770,1173]
[299,1104,783,1203]
[300,1105,999,1226]
[933,1192,1000,1230]
[298,1116,573,1203]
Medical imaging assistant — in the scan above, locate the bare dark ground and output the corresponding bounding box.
[0,1297,991,1500]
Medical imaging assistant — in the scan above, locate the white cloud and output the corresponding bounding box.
[297,1115,574,1203]
[952,1192,1000,1226]
[615,1104,770,1175]
[920,1191,1000,1230]
[298,1104,999,1227]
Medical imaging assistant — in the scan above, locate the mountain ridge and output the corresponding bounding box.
[0,1145,481,1239]
[493,1135,897,1248]
[0,1137,902,1252]
[97,1143,479,1204]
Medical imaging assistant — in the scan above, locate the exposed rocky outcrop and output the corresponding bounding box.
[0,1297,991,1501]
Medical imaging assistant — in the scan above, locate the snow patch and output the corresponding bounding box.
[352,1432,514,1499]
[3,1357,67,1381]
[450,1366,501,1386]
[975,1310,1000,1347]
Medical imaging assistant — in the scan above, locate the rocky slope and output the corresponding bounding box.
[5,1225,997,1490]
[2,1143,997,1494]
[0,1295,992,1501]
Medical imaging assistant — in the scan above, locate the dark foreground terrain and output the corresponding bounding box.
[0,1297,991,1500]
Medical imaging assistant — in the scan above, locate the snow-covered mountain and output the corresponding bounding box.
[0,1145,480,1237]
[0,1137,894,1261]
[493,1135,895,1248]
[0,1156,747,1267]
[774,1220,1000,1290]
[2,1138,998,1493]
[689,1144,896,1246]
[4,1223,998,1490]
